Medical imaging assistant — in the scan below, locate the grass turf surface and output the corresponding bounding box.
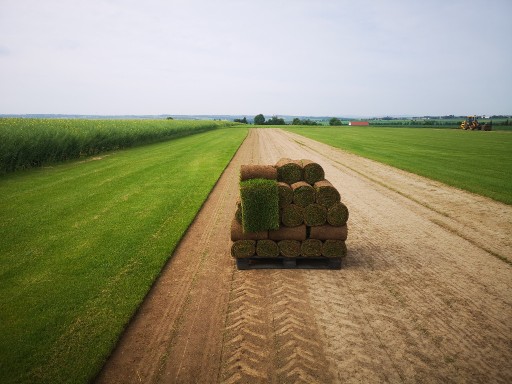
[285,126,512,205]
[0,127,247,383]
[240,178,280,232]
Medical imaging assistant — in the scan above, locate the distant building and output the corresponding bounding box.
[348,121,369,126]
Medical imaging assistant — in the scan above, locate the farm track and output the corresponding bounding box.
[96,128,512,383]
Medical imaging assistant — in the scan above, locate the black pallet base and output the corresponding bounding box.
[236,256,342,270]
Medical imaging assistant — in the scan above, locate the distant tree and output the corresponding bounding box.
[329,117,342,126]
[166,116,174,120]
[234,117,248,124]
[254,114,265,125]
[292,117,301,125]
[302,119,320,126]
[266,115,286,125]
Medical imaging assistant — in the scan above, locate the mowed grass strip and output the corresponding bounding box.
[285,126,512,205]
[0,127,248,384]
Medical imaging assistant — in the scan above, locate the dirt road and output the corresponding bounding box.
[96,128,512,383]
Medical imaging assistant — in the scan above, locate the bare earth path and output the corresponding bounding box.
[96,128,512,384]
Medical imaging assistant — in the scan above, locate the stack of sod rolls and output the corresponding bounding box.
[231,159,349,264]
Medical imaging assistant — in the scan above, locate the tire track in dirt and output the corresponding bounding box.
[97,128,512,384]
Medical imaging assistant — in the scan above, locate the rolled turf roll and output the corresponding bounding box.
[231,218,268,241]
[301,159,325,185]
[301,239,323,257]
[231,240,256,258]
[240,178,280,232]
[281,204,304,227]
[291,181,316,207]
[276,158,303,184]
[269,224,307,241]
[315,180,341,208]
[278,182,293,207]
[256,239,279,257]
[303,203,327,226]
[327,202,349,226]
[240,164,277,181]
[235,199,242,224]
[309,224,348,241]
[278,240,301,257]
[322,240,347,258]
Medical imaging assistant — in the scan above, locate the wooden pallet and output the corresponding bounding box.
[236,256,342,270]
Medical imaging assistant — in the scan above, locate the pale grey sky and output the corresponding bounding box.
[1,0,511,116]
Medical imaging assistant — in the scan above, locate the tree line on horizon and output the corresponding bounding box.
[235,114,343,126]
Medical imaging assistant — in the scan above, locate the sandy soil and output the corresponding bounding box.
[96,128,512,384]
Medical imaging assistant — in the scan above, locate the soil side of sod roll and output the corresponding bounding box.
[309,224,348,241]
[281,204,304,227]
[303,203,327,227]
[231,240,256,258]
[256,239,280,257]
[230,218,268,241]
[269,224,307,241]
[235,199,242,224]
[276,158,303,185]
[278,240,301,257]
[315,180,341,208]
[301,159,325,185]
[277,182,293,207]
[301,239,323,257]
[240,164,277,181]
[322,240,347,258]
[327,202,349,226]
[291,181,316,207]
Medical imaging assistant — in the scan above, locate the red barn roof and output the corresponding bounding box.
[348,121,369,126]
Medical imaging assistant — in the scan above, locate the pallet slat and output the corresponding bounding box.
[236,256,342,270]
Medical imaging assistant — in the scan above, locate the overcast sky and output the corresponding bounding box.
[1,0,511,117]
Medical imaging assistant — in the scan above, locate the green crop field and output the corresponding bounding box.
[284,126,512,205]
[0,118,235,174]
[0,127,248,383]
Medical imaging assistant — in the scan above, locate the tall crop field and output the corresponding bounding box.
[0,118,235,173]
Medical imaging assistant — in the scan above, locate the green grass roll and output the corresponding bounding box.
[256,239,279,257]
[278,182,293,207]
[322,240,347,258]
[240,164,277,181]
[327,202,349,226]
[276,158,303,184]
[291,181,316,207]
[309,224,348,241]
[269,224,307,241]
[278,240,301,257]
[301,159,325,185]
[315,180,341,207]
[281,204,304,227]
[240,178,280,232]
[303,203,327,226]
[301,239,323,257]
[231,240,256,258]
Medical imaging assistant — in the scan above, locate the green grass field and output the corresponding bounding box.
[0,127,248,383]
[0,118,234,174]
[284,126,512,205]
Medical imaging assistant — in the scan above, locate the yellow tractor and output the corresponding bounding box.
[460,116,481,130]
[460,116,492,131]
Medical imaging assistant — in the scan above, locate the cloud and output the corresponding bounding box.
[0,46,10,56]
